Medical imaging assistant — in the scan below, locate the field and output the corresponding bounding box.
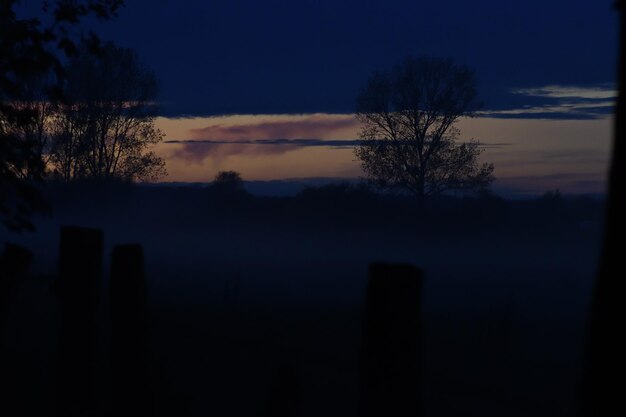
[1,184,605,416]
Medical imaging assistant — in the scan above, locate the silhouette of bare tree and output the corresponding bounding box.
[355,56,494,202]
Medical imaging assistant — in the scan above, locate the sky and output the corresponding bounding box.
[22,0,620,195]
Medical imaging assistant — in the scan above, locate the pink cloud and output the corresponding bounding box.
[169,114,359,163]
[170,142,299,164]
[188,114,358,140]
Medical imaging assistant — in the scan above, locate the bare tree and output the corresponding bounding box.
[50,43,166,182]
[5,75,58,178]
[1,0,125,230]
[355,56,494,202]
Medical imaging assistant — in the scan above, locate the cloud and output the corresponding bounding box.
[167,138,510,163]
[167,138,360,163]
[163,113,360,163]
[167,138,361,146]
[188,114,358,141]
[168,141,299,164]
[511,85,616,100]
[481,84,616,120]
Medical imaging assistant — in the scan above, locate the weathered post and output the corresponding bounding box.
[359,262,423,417]
[0,244,33,417]
[0,243,33,282]
[110,244,151,417]
[263,362,301,417]
[0,243,33,324]
[0,243,34,388]
[55,226,103,417]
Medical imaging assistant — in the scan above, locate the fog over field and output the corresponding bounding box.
[1,184,604,416]
[2,1,619,416]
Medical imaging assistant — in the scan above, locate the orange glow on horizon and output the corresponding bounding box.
[153,113,612,194]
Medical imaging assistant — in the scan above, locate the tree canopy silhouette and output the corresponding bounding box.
[1,0,125,230]
[355,56,494,202]
[49,43,166,182]
[212,170,244,193]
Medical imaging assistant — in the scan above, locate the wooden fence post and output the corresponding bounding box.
[0,243,33,327]
[0,243,33,282]
[359,262,423,417]
[0,243,34,406]
[55,226,103,417]
[263,363,300,417]
[110,244,151,417]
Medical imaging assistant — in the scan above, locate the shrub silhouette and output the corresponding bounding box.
[211,171,244,194]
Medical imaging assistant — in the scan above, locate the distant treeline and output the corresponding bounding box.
[42,180,604,236]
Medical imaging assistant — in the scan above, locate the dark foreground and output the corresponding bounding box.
[0,184,605,416]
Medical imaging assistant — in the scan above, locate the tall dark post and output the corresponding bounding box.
[55,226,103,417]
[263,363,301,417]
[581,2,626,416]
[359,263,423,417]
[0,243,33,398]
[0,243,33,281]
[0,244,33,326]
[110,244,151,417]
[0,244,33,417]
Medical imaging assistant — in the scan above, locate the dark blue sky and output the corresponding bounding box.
[88,0,617,117]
